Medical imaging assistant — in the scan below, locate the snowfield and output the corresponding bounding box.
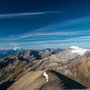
[43,72,49,82]
[70,46,89,55]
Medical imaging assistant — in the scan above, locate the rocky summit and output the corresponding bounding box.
[0,46,90,90]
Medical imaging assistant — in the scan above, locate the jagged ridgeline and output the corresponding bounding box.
[0,48,63,90]
[0,46,90,90]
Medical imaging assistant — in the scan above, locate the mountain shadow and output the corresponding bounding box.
[0,80,15,90]
[51,70,87,89]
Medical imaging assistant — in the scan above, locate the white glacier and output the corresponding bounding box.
[70,46,89,55]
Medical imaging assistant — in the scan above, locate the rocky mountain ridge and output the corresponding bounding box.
[0,46,90,90]
[0,48,63,90]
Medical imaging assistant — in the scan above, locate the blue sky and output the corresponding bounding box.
[0,0,90,49]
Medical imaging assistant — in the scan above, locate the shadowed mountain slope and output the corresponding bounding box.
[8,70,87,90]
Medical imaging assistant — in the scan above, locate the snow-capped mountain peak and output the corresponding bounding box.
[12,47,21,50]
[70,46,89,55]
[0,47,21,50]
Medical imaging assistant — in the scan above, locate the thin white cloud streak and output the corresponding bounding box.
[16,15,90,39]
[22,35,90,45]
[9,43,20,46]
[31,15,90,33]
[0,29,90,41]
[7,15,90,40]
[44,42,90,49]
[6,35,90,45]
[11,31,83,40]
[58,16,90,27]
[0,35,90,49]
[17,41,90,49]
[0,11,62,18]
[0,14,90,48]
[0,15,90,41]
[63,36,90,42]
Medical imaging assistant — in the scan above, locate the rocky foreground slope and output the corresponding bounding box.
[0,46,90,90]
[0,48,63,90]
[8,70,87,90]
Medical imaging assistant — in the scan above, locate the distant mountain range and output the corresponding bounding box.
[0,46,90,90]
[0,50,20,59]
[0,47,21,51]
[0,47,62,59]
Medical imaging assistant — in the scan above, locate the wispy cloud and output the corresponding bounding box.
[0,11,62,18]
[9,43,20,46]
[0,14,90,49]
[3,15,90,40]
[0,14,90,41]
[0,29,89,42]
[59,16,90,27]
[3,35,89,46]
[17,40,90,49]
[1,29,90,41]
[0,35,90,49]
[15,35,90,44]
